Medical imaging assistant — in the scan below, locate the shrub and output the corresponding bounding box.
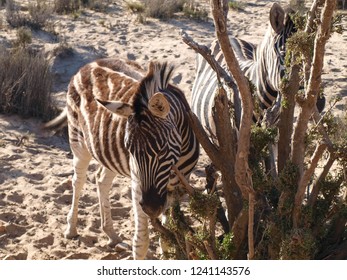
[0,46,55,119]
[54,0,111,14]
[28,0,53,29]
[5,0,52,29]
[54,0,80,14]
[124,0,145,14]
[5,0,29,28]
[144,0,187,19]
[228,0,245,11]
[182,0,208,21]
[14,26,32,48]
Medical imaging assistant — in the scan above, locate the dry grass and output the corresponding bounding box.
[0,46,55,119]
[54,0,112,14]
[5,0,53,29]
[143,0,186,19]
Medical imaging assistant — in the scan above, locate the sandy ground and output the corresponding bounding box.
[0,0,346,260]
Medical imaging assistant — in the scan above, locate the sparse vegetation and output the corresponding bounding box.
[0,46,55,119]
[54,0,80,14]
[228,0,245,11]
[14,26,32,48]
[54,0,111,14]
[5,0,52,29]
[183,1,208,20]
[124,0,145,14]
[124,0,207,21]
[28,0,53,29]
[143,0,186,19]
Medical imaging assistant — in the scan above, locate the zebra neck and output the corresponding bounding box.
[240,52,279,109]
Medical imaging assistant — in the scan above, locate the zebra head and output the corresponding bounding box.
[261,3,296,91]
[98,62,182,219]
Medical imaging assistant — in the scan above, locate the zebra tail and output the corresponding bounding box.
[43,107,68,130]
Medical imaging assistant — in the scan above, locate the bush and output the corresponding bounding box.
[6,0,52,29]
[14,26,32,48]
[54,0,79,14]
[182,1,208,21]
[28,0,53,29]
[144,0,187,19]
[54,0,111,14]
[0,46,55,119]
[5,0,29,28]
[124,0,145,14]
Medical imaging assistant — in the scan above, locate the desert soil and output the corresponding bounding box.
[0,0,346,259]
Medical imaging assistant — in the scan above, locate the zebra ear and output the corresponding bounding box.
[269,3,285,34]
[96,99,133,117]
[148,93,170,119]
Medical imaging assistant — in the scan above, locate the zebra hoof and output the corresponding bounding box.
[64,229,79,240]
[107,235,122,247]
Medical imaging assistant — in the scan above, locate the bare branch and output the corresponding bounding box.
[291,0,336,176]
[181,29,235,87]
[171,165,195,195]
[278,64,300,173]
[203,240,218,260]
[248,192,255,260]
[305,0,321,33]
[308,153,337,207]
[293,142,327,227]
[210,0,254,197]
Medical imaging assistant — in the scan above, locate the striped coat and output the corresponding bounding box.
[191,3,297,133]
[46,58,199,259]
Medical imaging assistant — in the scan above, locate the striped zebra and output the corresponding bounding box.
[192,3,324,135]
[45,58,199,259]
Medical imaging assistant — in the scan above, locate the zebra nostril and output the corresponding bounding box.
[139,199,144,207]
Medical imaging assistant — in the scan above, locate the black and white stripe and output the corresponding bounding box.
[192,3,296,131]
[46,58,199,259]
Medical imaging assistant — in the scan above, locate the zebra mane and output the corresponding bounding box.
[142,61,174,97]
[133,61,175,118]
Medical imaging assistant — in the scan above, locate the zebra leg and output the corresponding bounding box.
[95,166,122,246]
[65,142,92,239]
[132,180,149,260]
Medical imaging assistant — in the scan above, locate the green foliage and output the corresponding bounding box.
[216,233,235,259]
[189,191,220,219]
[285,31,314,67]
[280,229,316,259]
[250,125,277,157]
[0,46,55,119]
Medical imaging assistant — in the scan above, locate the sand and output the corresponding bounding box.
[0,0,346,260]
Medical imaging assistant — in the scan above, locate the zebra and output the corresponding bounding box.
[192,2,324,135]
[45,58,199,259]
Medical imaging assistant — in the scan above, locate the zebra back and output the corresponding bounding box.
[66,58,199,216]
